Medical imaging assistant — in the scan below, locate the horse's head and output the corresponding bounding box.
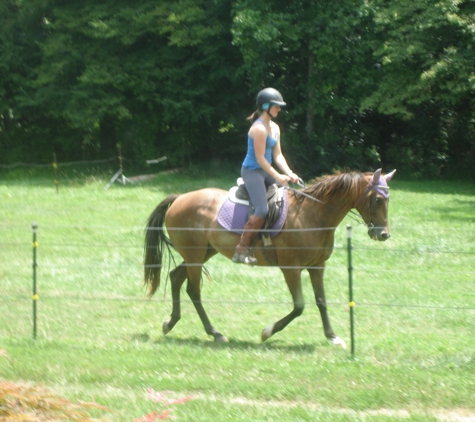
[356,169,396,241]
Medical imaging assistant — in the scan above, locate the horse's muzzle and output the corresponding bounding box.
[368,226,390,241]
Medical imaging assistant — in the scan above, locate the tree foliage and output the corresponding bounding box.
[1,0,474,178]
[363,0,475,176]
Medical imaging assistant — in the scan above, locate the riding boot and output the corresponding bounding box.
[232,214,266,265]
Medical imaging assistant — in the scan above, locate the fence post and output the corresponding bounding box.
[32,221,38,340]
[347,225,355,357]
[53,152,59,193]
[117,143,125,184]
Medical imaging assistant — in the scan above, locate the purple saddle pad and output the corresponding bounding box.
[217,189,288,237]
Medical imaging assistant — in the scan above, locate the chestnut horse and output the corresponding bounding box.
[144,169,396,347]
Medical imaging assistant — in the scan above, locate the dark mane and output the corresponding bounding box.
[302,171,367,202]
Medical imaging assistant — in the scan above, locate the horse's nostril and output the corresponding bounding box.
[381,232,390,240]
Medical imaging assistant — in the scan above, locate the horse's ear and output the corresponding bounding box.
[384,169,396,183]
[371,168,382,185]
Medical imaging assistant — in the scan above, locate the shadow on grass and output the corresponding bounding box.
[430,198,475,221]
[130,333,319,354]
[165,336,319,354]
[391,180,475,196]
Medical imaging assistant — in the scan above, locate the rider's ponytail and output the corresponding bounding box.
[246,109,260,123]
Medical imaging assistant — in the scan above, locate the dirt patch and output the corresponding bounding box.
[199,393,475,420]
[0,379,109,421]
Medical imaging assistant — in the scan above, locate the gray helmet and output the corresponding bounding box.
[256,88,286,108]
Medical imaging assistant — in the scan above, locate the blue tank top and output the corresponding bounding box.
[242,120,278,170]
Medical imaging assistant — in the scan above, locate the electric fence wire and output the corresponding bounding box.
[1,224,474,311]
[2,223,475,232]
[1,293,475,311]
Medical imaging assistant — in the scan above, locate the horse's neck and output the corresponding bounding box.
[288,188,362,229]
[318,198,353,227]
[323,185,367,225]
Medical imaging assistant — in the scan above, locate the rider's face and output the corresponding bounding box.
[268,105,281,118]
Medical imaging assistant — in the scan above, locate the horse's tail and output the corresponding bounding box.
[144,194,179,297]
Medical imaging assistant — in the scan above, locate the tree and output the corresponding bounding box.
[13,0,247,164]
[233,0,382,176]
[2,0,475,178]
[0,1,57,163]
[362,0,475,176]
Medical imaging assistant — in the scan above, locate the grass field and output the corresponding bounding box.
[1,165,475,421]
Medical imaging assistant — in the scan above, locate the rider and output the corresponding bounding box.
[232,87,299,264]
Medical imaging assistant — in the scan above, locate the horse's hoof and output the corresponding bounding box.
[214,334,228,343]
[162,321,171,335]
[261,324,274,342]
[331,336,347,349]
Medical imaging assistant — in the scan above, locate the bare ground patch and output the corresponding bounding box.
[198,393,475,421]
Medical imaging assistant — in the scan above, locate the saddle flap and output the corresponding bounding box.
[217,188,288,238]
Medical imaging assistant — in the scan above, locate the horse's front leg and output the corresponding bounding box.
[262,268,305,342]
[308,267,346,349]
[185,265,227,343]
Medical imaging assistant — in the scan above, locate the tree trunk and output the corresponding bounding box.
[99,115,116,156]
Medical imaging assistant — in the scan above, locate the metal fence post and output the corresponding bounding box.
[32,221,38,340]
[53,152,59,193]
[347,225,355,357]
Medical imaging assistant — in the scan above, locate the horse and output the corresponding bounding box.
[144,169,396,347]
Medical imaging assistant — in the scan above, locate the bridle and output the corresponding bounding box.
[353,182,390,230]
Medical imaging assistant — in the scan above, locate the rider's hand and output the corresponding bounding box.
[276,174,291,186]
[287,172,299,184]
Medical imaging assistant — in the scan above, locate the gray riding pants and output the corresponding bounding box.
[241,167,276,219]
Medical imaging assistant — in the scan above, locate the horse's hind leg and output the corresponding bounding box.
[186,264,227,343]
[308,267,346,348]
[163,262,188,335]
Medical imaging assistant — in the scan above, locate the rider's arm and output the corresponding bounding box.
[251,124,289,185]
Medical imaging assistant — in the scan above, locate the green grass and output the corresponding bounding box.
[1,166,475,421]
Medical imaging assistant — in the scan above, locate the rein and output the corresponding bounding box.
[283,183,364,224]
[283,179,389,227]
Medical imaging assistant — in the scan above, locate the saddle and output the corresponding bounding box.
[228,178,285,245]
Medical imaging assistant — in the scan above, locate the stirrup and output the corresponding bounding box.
[232,251,258,265]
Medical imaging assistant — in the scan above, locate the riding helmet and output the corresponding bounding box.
[256,88,286,108]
